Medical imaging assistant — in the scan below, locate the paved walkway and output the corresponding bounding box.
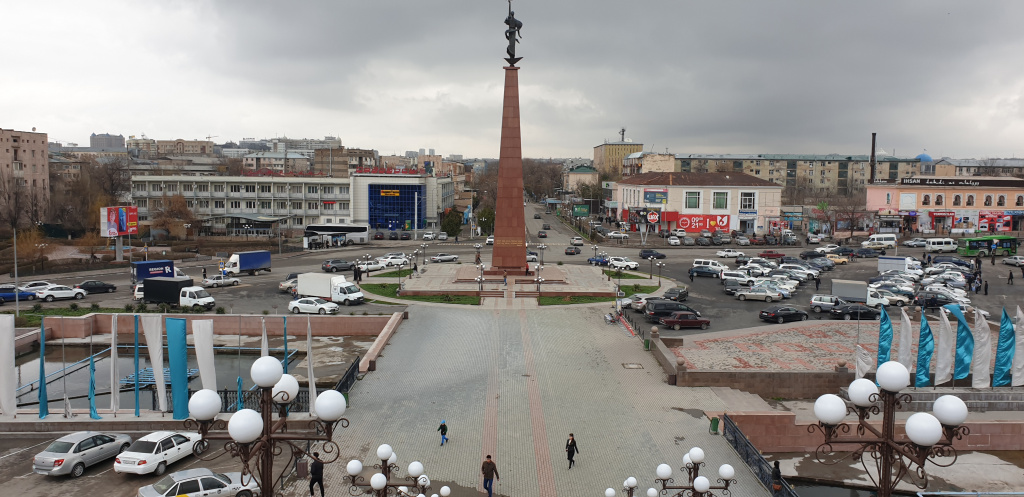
[302,304,770,497]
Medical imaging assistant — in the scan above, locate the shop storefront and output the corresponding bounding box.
[738,210,757,234]
[875,209,902,234]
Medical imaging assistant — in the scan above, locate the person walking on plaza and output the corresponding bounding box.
[771,460,783,494]
[437,420,448,446]
[309,452,325,497]
[814,276,821,291]
[503,270,508,286]
[984,280,989,295]
[688,268,694,282]
[481,455,499,497]
[202,266,207,280]
[1010,271,1015,286]
[354,265,361,283]
[565,433,580,469]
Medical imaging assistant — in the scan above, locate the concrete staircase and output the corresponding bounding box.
[710,387,773,411]
[843,387,1024,413]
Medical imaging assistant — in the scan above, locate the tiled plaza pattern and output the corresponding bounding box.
[288,305,772,497]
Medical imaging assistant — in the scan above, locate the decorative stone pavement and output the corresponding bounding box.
[286,304,772,497]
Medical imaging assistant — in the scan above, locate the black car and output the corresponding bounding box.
[830,304,881,320]
[542,223,551,230]
[915,291,957,308]
[639,249,666,259]
[373,232,385,240]
[931,256,973,269]
[534,213,542,219]
[322,259,355,272]
[565,246,581,255]
[780,256,802,265]
[400,232,412,240]
[538,231,547,238]
[854,248,883,258]
[799,250,820,260]
[735,255,752,265]
[388,231,399,240]
[710,236,725,245]
[688,266,721,278]
[644,299,701,322]
[759,305,809,324]
[695,237,711,246]
[75,280,116,294]
[722,279,750,296]
[662,286,689,301]
[834,247,857,257]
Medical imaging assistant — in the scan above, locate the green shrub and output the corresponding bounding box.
[90,303,100,311]
[32,303,42,312]
[124,303,134,312]
[632,283,642,292]
[215,306,226,314]
[557,261,564,265]
[135,302,148,313]
[262,310,269,315]
[158,303,170,314]
[362,311,368,315]
[69,303,79,311]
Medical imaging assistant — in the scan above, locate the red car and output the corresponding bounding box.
[758,250,786,259]
[658,311,711,330]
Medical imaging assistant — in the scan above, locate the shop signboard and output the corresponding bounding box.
[676,214,730,231]
[643,189,668,204]
[979,210,1011,232]
[572,204,591,217]
[738,210,757,220]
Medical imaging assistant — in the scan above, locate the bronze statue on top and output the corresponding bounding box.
[504,0,523,65]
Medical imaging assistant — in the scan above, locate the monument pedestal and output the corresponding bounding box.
[489,66,529,275]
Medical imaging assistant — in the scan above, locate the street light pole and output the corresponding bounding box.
[538,244,547,265]
[656,262,665,285]
[344,444,451,497]
[185,357,349,497]
[810,361,969,497]
[648,256,655,279]
[654,446,738,497]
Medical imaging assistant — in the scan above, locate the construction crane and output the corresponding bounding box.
[205,135,218,142]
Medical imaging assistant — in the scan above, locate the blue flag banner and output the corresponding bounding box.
[88,356,100,419]
[236,376,244,411]
[994,308,1016,387]
[165,318,190,420]
[38,320,48,419]
[134,315,140,417]
[916,315,936,387]
[877,306,893,367]
[944,304,975,381]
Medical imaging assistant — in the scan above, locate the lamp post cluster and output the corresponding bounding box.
[243,224,252,241]
[537,243,547,265]
[419,243,428,267]
[655,262,665,285]
[809,361,969,497]
[606,446,736,497]
[533,263,545,291]
[344,444,451,497]
[185,356,349,497]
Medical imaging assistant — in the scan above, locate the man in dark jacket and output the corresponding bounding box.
[437,420,448,446]
[482,455,499,497]
[309,452,324,497]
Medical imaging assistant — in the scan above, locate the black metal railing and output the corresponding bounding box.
[166,388,311,412]
[722,414,800,497]
[334,355,361,394]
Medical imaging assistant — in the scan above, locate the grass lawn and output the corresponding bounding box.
[603,270,649,279]
[538,295,616,306]
[375,269,415,278]
[615,284,660,295]
[360,283,480,305]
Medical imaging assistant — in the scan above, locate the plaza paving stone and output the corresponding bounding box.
[298,304,771,497]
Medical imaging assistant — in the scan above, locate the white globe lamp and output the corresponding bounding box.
[227,409,263,444]
[376,444,393,461]
[693,476,711,493]
[848,378,879,407]
[625,476,637,488]
[315,390,347,421]
[605,489,616,497]
[346,459,363,476]
[876,361,910,393]
[188,389,222,421]
[370,473,387,490]
[814,394,848,425]
[682,454,691,467]
[656,463,672,479]
[906,412,943,446]
[719,464,735,480]
[933,395,968,426]
[647,488,658,497]
[272,374,299,403]
[688,447,705,464]
[251,356,284,388]
[439,487,451,497]
[408,461,424,478]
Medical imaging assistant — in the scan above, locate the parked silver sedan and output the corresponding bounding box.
[33,431,132,477]
[138,468,260,497]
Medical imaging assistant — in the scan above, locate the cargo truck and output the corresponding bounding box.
[142,276,216,310]
[224,250,272,276]
[131,260,184,284]
[877,256,924,276]
[831,279,868,303]
[295,273,364,305]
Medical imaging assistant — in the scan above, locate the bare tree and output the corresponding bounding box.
[85,156,132,202]
[833,190,869,237]
[974,158,1003,177]
[151,193,196,236]
[0,169,27,231]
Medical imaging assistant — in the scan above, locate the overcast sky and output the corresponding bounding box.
[4,1,1024,160]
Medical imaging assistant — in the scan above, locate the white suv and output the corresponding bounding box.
[422,232,436,241]
[608,257,640,270]
[720,271,755,286]
[380,256,410,266]
[571,237,584,246]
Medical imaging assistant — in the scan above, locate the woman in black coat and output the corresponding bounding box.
[565,433,579,469]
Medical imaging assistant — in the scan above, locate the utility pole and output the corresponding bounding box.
[869,132,877,184]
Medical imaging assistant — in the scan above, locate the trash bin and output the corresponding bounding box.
[644,339,650,351]
[709,416,720,435]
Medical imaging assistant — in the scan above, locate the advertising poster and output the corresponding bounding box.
[644,189,668,204]
[675,214,731,231]
[100,206,139,237]
[572,204,591,217]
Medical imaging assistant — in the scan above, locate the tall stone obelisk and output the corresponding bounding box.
[489,5,528,275]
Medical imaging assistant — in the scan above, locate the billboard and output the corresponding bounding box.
[100,206,139,237]
[572,204,591,217]
[644,189,668,204]
[675,214,731,232]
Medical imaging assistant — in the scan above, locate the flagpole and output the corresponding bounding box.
[134,314,140,417]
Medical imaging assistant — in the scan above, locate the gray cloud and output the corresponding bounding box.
[4,0,1024,159]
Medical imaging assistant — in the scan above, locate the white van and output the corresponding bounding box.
[925,238,958,253]
[692,259,729,271]
[861,234,898,249]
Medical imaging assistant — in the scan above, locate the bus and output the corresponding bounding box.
[957,235,1019,258]
[303,223,370,247]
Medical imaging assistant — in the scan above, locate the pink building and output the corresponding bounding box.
[866,177,1024,234]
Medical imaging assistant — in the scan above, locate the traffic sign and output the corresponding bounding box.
[647,211,660,224]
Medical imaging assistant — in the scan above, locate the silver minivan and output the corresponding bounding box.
[810,294,848,313]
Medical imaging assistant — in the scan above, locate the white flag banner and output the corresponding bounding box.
[0,315,16,416]
[935,310,954,385]
[973,308,992,388]
[192,320,217,391]
[141,315,167,412]
[1013,306,1024,387]
[856,345,873,379]
[898,307,914,371]
[306,317,318,417]
[110,315,120,413]
[261,317,269,357]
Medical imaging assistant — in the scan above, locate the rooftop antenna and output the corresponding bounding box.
[619,127,626,142]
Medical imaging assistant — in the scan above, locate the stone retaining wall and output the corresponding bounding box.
[36,313,396,339]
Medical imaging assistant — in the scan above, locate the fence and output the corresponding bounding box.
[167,387,312,413]
[334,355,361,394]
[722,414,800,497]
[621,310,647,342]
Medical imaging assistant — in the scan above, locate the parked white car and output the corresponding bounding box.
[486,235,494,245]
[608,257,640,270]
[1003,256,1024,267]
[716,249,745,258]
[437,232,449,240]
[356,261,385,273]
[113,431,203,476]
[526,254,539,262]
[137,468,259,497]
[570,237,585,246]
[815,244,841,254]
[20,280,54,292]
[667,236,681,246]
[201,275,240,288]
[608,231,630,239]
[422,232,436,241]
[430,253,459,263]
[288,297,340,315]
[736,288,783,302]
[279,278,298,293]
[380,256,410,267]
[37,285,86,302]
[737,265,770,277]
[133,284,145,300]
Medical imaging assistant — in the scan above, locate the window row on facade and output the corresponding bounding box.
[920,193,1023,207]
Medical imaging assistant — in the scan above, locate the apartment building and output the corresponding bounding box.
[242,152,310,174]
[593,141,642,176]
[127,137,215,158]
[311,147,377,177]
[622,152,677,176]
[867,177,1024,234]
[90,133,125,149]
[1,127,51,221]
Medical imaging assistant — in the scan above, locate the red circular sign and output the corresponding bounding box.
[647,211,660,223]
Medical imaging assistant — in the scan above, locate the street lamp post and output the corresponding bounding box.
[538,243,547,265]
[183,223,192,242]
[648,256,655,279]
[243,224,252,241]
[592,244,599,259]
[419,243,428,266]
[396,262,405,292]
[533,275,545,292]
[656,261,665,285]
[185,356,349,497]
[474,243,482,265]
[475,276,483,292]
[344,444,451,497]
[606,476,655,497]
[809,361,969,497]
[653,446,738,497]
